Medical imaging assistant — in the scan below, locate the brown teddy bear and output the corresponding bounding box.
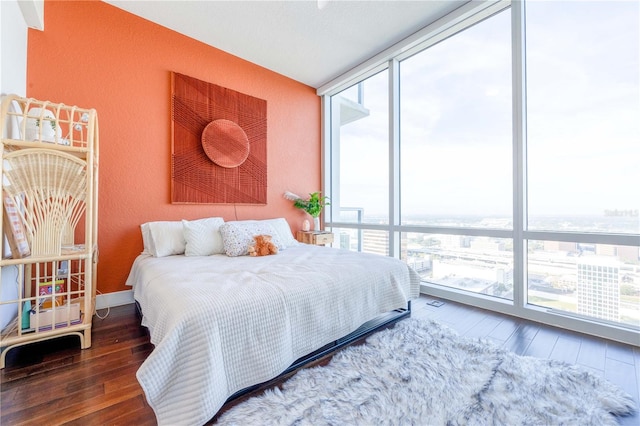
[248,234,278,256]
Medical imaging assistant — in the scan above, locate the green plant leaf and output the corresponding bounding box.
[292,191,329,217]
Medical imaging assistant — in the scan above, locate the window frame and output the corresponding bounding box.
[321,0,639,345]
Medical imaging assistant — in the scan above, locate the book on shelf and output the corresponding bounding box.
[38,279,66,308]
[22,302,81,333]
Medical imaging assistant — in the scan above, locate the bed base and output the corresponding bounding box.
[225,301,412,403]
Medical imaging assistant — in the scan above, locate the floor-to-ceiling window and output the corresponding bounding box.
[400,7,513,300]
[322,0,639,344]
[329,70,390,255]
[524,0,640,328]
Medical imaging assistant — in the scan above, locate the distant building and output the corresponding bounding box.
[362,229,388,256]
[362,229,407,257]
[595,244,617,257]
[496,267,513,285]
[339,232,351,250]
[595,244,640,263]
[439,234,470,249]
[544,241,578,253]
[576,257,620,322]
[470,237,504,252]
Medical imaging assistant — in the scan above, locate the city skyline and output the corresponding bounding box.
[335,211,640,235]
[331,225,639,329]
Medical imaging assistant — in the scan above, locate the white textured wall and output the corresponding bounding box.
[1,0,28,97]
[0,0,29,330]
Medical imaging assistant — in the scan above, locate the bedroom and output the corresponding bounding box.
[1,0,639,424]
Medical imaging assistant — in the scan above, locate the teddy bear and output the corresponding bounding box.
[248,234,278,256]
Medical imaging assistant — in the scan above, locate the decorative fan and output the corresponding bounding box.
[2,149,87,256]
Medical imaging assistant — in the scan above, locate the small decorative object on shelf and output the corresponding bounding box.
[296,230,334,246]
[284,191,330,231]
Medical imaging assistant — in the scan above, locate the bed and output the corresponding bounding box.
[126,217,421,425]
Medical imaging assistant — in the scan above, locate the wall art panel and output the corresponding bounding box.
[171,72,267,204]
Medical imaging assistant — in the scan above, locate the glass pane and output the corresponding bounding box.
[338,83,361,104]
[330,70,389,224]
[526,1,640,234]
[527,240,640,328]
[329,227,390,256]
[400,9,512,229]
[403,232,514,300]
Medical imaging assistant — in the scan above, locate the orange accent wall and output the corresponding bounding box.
[26,0,321,295]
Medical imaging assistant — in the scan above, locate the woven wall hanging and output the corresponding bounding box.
[171,72,267,204]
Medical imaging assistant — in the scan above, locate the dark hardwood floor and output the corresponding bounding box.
[1,296,638,425]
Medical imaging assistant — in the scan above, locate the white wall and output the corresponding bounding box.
[0,0,40,330]
[1,0,29,96]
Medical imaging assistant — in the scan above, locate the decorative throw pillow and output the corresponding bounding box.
[260,218,298,248]
[219,222,283,257]
[183,217,225,256]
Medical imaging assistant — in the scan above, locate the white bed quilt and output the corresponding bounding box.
[126,244,420,425]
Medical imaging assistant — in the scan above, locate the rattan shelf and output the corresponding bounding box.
[0,95,99,368]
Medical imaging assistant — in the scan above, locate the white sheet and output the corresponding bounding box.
[127,244,420,425]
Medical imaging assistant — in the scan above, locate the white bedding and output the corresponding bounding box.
[126,244,420,425]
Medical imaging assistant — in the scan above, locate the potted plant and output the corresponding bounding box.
[288,191,330,231]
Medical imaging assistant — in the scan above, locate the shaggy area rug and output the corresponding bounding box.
[217,318,636,425]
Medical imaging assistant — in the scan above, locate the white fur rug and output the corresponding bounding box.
[217,318,636,425]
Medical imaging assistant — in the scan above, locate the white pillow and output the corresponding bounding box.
[147,221,186,257]
[219,221,283,257]
[140,223,153,255]
[183,217,225,256]
[260,218,298,248]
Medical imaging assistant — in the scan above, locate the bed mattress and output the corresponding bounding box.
[126,244,420,425]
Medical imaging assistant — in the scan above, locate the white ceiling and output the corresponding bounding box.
[104,0,468,88]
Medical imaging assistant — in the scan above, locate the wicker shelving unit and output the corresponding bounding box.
[0,95,99,368]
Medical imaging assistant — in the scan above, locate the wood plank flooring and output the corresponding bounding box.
[1,296,638,425]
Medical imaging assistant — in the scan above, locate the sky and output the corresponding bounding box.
[334,1,639,228]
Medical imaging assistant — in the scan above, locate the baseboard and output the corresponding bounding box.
[96,289,134,310]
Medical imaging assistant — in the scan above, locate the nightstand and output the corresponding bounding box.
[296,231,334,246]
